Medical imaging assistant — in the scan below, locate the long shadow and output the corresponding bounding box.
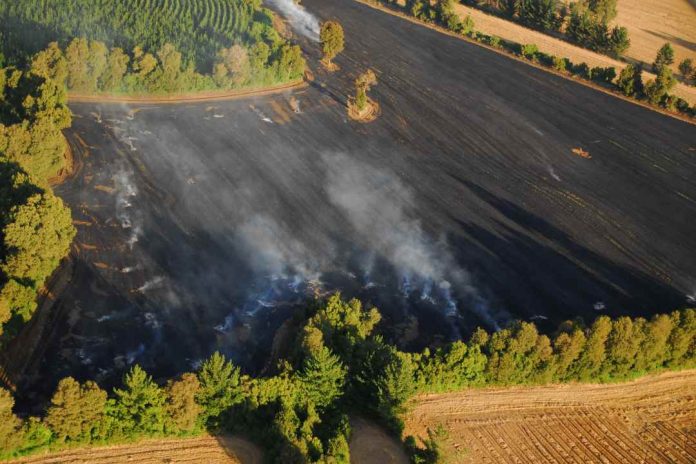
[644,30,696,53]
[445,178,687,331]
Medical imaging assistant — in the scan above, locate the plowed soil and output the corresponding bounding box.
[404,370,696,463]
[9,435,261,464]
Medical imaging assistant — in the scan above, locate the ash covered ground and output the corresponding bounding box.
[18,0,696,400]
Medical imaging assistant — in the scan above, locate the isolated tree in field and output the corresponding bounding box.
[111,365,167,436]
[320,21,345,69]
[354,69,377,113]
[196,351,244,425]
[652,43,674,72]
[165,373,201,433]
[46,377,107,442]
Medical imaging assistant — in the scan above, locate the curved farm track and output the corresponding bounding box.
[9,435,262,464]
[405,370,696,463]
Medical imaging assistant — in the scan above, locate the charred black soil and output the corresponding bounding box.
[11,0,696,406]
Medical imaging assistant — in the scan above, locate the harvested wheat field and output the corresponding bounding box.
[616,0,696,71]
[451,2,696,104]
[405,370,696,463]
[9,435,262,464]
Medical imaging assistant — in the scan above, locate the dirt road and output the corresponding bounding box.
[405,370,696,463]
[9,435,262,464]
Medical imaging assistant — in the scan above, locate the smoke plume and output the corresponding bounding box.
[266,0,320,41]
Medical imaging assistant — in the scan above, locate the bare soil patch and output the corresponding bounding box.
[405,370,696,463]
[349,417,409,464]
[8,435,262,464]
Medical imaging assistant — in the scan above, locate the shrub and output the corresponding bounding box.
[519,43,539,60]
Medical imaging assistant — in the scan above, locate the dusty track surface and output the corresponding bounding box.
[405,370,696,463]
[7,0,696,404]
[349,417,409,464]
[67,80,306,105]
[9,435,262,464]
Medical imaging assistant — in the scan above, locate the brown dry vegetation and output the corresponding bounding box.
[451,1,696,104]
[8,435,262,464]
[405,370,696,463]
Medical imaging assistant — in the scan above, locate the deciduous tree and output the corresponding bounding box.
[45,377,107,442]
[320,21,345,69]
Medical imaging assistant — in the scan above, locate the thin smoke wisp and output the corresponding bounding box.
[266,0,320,41]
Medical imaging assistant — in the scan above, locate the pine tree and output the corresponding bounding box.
[299,345,346,409]
[652,43,675,72]
[111,365,166,436]
[196,352,243,424]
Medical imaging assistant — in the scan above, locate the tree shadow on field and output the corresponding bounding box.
[215,435,264,464]
[445,178,687,332]
[644,30,696,53]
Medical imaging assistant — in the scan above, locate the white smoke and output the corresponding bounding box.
[266,0,320,41]
[323,153,501,330]
[113,168,141,249]
[236,214,320,281]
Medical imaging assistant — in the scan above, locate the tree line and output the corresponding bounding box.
[1,293,694,462]
[30,37,305,95]
[456,0,630,56]
[0,63,76,341]
[367,0,695,118]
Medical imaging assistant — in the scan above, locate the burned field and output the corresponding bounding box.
[16,0,696,400]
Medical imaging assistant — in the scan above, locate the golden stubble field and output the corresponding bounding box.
[404,370,696,463]
[9,435,262,464]
[452,0,696,104]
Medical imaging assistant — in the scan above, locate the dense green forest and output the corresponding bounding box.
[2,293,694,462]
[0,0,307,94]
[0,64,75,340]
[2,0,279,70]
